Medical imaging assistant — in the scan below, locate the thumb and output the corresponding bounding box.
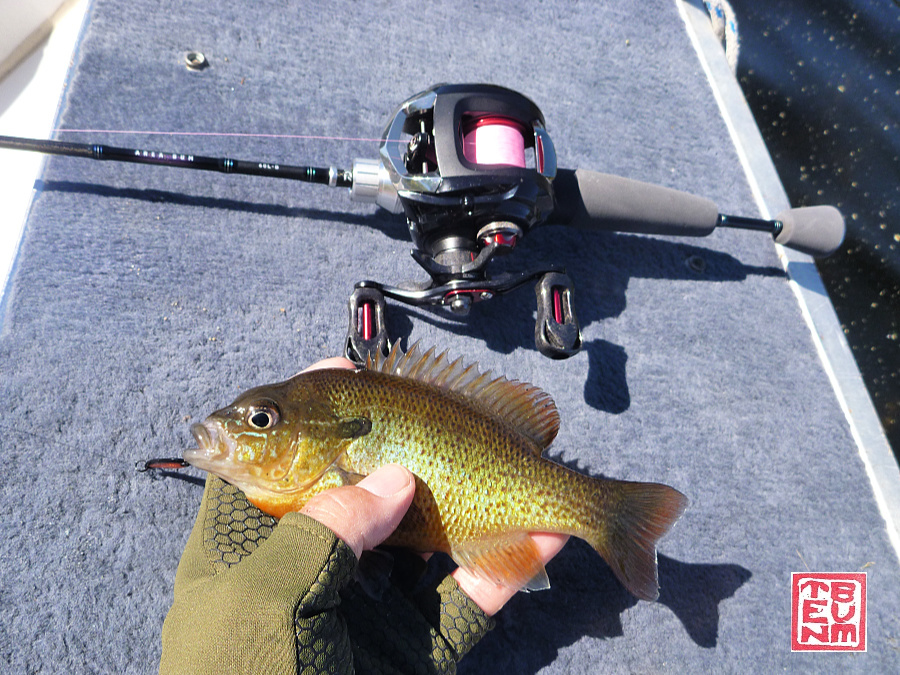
[299,464,416,560]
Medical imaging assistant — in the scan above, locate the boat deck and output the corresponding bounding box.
[1,0,897,671]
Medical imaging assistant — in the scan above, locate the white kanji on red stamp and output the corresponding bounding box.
[791,572,867,652]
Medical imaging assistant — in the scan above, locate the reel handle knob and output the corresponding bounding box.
[535,272,582,359]
[346,287,390,365]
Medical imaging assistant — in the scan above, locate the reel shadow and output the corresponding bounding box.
[41,176,785,419]
[582,338,630,414]
[365,226,785,416]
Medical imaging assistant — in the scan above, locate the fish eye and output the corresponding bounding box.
[247,404,279,429]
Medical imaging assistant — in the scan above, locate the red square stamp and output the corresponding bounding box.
[791,573,866,651]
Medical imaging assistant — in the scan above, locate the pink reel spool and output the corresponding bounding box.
[461,116,527,168]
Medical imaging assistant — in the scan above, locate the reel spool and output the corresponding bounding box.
[369,83,556,265]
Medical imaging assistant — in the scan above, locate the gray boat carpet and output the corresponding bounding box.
[1,0,897,672]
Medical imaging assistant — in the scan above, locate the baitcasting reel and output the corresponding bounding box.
[345,84,577,362]
[0,83,846,363]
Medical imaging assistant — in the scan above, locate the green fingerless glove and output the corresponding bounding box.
[160,475,355,674]
[159,476,495,675]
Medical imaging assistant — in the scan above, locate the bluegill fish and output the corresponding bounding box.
[184,343,688,600]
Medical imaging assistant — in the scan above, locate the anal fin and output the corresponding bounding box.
[453,533,550,592]
[523,567,551,592]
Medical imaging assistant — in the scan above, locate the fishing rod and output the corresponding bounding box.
[0,83,846,364]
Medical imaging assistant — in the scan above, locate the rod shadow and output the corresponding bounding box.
[39,176,785,420]
[35,178,410,241]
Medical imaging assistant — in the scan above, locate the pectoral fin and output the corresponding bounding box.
[297,395,371,441]
[278,416,370,492]
[336,417,372,439]
[452,533,550,592]
[302,405,371,441]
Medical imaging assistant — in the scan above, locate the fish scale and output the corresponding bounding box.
[184,342,688,600]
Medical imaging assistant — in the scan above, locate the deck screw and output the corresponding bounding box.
[185,51,208,70]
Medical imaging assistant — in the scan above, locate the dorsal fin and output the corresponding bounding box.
[367,342,559,449]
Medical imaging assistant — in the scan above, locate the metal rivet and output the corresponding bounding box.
[185,51,208,70]
[449,295,472,315]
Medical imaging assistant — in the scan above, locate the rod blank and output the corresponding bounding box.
[0,134,352,187]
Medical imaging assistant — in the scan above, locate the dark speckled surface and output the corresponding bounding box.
[731,0,900,456]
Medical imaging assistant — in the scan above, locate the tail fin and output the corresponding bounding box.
[590,481,688,601]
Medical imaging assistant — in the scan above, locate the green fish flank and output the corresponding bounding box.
[184,343,688,601]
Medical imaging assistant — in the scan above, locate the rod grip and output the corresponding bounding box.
[551,168,720,236]
[774,205,845,257]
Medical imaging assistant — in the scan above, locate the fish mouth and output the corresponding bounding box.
[183,421,234,473]
[191,422,214,450]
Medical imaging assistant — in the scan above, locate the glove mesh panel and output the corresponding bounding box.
[295,540,356,675]
[203,477,277,568]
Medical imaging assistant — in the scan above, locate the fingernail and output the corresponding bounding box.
[358,464,412,498]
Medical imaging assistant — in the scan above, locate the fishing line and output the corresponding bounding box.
[51,128,391,143]
[1,424,196,480]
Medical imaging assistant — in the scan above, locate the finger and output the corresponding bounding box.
[300,464,415,560]
[452,533,570,616]
[301,356,357,373]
